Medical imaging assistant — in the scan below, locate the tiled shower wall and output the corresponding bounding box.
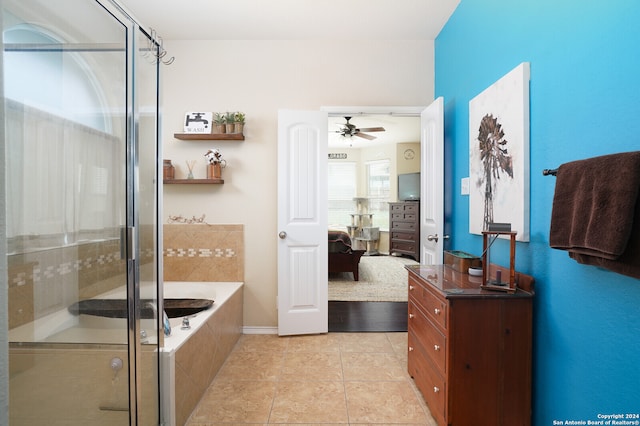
[6,224,243,330]
[163,224,244,282]
[7,234,130,330]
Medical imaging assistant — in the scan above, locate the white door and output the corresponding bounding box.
[420,97,445,264]
[277,110,328,336]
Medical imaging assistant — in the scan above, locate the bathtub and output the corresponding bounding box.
[8,281,243,426]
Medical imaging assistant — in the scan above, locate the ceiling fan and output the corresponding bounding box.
[335,116,385,140]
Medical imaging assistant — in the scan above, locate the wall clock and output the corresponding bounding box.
[404,148,415,160]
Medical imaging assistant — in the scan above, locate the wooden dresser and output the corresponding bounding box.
[406,264,534,426]
[389,201,420,261]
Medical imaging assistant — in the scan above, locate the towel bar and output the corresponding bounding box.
[542,168,557,176]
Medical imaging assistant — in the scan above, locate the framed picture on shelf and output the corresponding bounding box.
[184,112,213,133]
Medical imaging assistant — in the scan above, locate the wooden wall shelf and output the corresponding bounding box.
[174,133,244,141]
[163,179,224,184]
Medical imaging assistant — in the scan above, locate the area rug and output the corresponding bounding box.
[328,255,418,302]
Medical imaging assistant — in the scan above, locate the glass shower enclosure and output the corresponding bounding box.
[2,0,162,424]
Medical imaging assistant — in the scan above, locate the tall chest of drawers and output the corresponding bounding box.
[406,264,534,426]
[389,201,420,261]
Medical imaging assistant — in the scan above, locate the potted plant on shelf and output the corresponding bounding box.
[234,112,245,134]
[213,113,225,134]
[224,111,235,134]
[204,148,227,179]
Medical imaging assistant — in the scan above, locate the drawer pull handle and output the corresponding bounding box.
[433,386,440,393]
[409,285,414,290]
[409,313,415,319]
[409,346,414,352]
[434,345,440,351]
[434,308,441,315]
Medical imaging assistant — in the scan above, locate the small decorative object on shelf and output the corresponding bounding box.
[167,214,209,224]
[213,112,226,134]
[481,223,517,293]
[163,159,175,180]
[224,112,235,134]
[184,112,212,134]
[234,112,245,134]
[204,148,226,179]
[185,160,196,179]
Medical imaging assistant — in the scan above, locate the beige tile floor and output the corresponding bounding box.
[186,332,437,425]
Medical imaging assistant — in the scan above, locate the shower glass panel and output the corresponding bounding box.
[2,0,160,424]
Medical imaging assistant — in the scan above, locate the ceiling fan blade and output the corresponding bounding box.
[356,127,385,132]
[355,132,376,140]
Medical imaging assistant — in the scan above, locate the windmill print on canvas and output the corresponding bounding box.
[469,62,531,242]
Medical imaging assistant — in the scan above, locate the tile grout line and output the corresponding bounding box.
[266,336,289,425]
[338,336,352,425]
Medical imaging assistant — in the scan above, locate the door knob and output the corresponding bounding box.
[427,234,438,242]
[278,231,287,239]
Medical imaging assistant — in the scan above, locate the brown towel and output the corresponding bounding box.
[550,151,640,259]
[568,200,640,278]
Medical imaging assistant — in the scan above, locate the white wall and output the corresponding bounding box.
[161,39,434,328]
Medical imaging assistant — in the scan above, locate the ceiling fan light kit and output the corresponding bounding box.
[336,116,385,140]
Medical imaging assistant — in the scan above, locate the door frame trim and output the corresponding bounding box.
[321,105,427,117]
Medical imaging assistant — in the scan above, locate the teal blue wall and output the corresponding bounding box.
[436,1,640,423]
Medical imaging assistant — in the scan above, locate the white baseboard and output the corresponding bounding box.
[242,326,278,335]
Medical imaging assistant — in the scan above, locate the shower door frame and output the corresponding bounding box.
[103,0,164,422]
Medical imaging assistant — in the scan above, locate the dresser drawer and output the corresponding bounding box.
[403,203,419,213]
[409,276,447,330]
[391,212,417,221]
[390,203,405,212]
[391,231,416,242]
[409,302,446,373]
[391,221,416,231]
[391,241,417,253]
[408,332,446,423]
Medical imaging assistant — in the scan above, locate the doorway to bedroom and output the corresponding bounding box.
[325,111,421,331]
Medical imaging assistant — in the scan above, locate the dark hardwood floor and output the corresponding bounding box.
[328,301,408,332]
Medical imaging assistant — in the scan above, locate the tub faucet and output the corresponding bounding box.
[181,317,191,330]
[145,302,171,336]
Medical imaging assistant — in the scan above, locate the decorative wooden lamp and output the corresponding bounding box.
[481,225,517,293]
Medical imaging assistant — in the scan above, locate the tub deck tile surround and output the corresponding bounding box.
[163,224,244,282]
[163,223,245,425]
[173,284,243,426]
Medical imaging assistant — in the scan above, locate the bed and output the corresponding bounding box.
[328,230,366,281]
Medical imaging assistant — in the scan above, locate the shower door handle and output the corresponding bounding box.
[120,226,136,260]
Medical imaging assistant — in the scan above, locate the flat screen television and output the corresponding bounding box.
[398,172,420,201]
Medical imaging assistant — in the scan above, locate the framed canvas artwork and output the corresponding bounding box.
[469,62,530,242]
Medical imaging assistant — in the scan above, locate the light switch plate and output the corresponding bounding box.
[461,177,470,195]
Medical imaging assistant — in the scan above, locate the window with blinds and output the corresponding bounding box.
[328,162,356,228]
[366,159,391,230]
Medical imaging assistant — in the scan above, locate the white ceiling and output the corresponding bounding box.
[120,0,460,41]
